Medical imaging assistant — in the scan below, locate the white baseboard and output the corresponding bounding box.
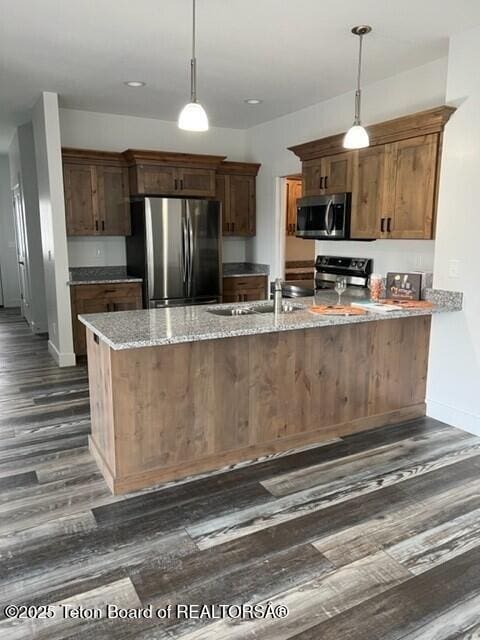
[427,400,480,437]
[48,340,76,368]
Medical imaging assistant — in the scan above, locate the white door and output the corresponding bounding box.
[12,185,31,323]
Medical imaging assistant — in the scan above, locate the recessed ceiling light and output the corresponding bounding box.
[124,81,146,88]
[244,98,262,105]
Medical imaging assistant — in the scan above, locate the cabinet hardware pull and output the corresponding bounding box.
[231,222,235,233]
[324,176,329,190]
[174,179,178,190]
[380,217,385,233]
[387,217,392,233]
[319,176,324,190]
[180,179,184,190]
[101,220,105,231]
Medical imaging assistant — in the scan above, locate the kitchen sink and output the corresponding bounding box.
[207,302,305,317]
[207,306,256,317]
[250,302,305,314]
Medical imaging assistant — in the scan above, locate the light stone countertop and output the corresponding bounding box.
[79,288,462,351]
[222,262,270,277]
[67,266,143,286]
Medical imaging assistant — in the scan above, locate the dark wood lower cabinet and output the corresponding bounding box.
[71,283,143,356]
[86,315,430,494]
[222,275,268,302]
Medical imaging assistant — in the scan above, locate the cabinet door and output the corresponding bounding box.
[351,147,386,239]
[138,165,177,195]
[216,174,233,235]
[286,179,302,235]
[97,166,131,235]
[63,164,97,235]
[302,159,323,196]
[385,134,438,239]
[229,175,255,236]
[71,296,110,355]
[178,168,216,197]
[322,153,353,194]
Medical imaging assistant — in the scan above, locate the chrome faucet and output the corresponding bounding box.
[274,278,283,315]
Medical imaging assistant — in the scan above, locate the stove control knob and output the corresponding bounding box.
[351,260,357,268]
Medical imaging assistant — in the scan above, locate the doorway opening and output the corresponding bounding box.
[283,175,315,283]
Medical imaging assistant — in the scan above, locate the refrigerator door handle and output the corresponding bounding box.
[187,206,194,296]
[181,211,188,284]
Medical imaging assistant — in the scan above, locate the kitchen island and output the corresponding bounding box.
[80,290,462,494]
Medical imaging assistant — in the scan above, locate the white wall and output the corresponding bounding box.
[314,240,434,276]
[0,156,20,307]
[32,93,75,366]
[246,58,448,277]
[427,27,480,435]
[8,124,48,332]
[59,108,250,265]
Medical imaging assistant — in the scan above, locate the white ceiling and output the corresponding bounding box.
[1,0,480,151]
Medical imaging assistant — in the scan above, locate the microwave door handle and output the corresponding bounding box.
[325,199,334,235]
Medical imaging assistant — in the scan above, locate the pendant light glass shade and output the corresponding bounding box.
[343,25,371,150]
[343,124,369,149]
[178,101,209,131]
[178,0,209,132]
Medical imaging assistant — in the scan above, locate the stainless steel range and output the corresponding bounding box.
[278,255,373,298]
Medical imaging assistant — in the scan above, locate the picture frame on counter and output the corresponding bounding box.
[386,272,423,301]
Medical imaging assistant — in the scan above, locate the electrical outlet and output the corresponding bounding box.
[448,259,460,278]
[96,248,102,257]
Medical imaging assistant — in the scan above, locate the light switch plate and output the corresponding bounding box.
[448,259,460,278]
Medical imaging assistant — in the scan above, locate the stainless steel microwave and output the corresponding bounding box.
[295,193,351,240]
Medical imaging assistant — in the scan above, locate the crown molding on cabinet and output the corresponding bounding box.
[289,105,456,161]
[122,149,226,169]
[217,161,261,176]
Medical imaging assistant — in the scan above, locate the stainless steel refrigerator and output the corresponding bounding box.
[126,198,222,308]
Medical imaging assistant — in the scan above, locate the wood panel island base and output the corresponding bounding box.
[85,314,430,494]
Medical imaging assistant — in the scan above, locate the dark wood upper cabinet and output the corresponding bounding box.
[125,150,224,198]
[350,146,386,239]
[383,134,438,239]
[63,163,97,235]
[97,165,130,235]
[134,165,177,196]
[216,162,260,237]
[63,149,261,237]
[62,149,130,236]
[290,106,455,240]
[302,154,352,197]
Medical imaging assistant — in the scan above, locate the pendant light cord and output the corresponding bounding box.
[354,33,363,124]
[190,0,197,102]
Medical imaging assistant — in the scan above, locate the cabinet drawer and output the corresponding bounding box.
[72,283,142,302]
[223,276,267,291]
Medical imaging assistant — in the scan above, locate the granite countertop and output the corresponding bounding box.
[223,263,270,277]
[68,266,143,286]
[79,288,462,351]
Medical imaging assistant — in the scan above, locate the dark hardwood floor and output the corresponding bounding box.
[1,307,480,639]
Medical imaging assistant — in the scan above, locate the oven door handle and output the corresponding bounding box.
[325,199,334,235]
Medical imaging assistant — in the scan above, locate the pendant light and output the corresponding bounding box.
[343,25,371,149]
[178,0,209,131]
